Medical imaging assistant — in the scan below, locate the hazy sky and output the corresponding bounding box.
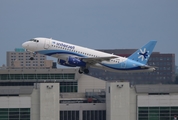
[1,0,178,65]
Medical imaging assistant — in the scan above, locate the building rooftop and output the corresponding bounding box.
[0,86,33,95]
[135,84,178,93]
[0,68,80,82]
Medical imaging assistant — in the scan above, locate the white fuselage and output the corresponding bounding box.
[22,37,156,73]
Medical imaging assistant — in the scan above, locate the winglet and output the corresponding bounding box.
[128,41,157,65]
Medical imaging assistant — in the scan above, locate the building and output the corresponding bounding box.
[106,82,178,120]
[89,49,175,84]
[0,68,106,120]
[0,68,178,120]
[6,48,55,69]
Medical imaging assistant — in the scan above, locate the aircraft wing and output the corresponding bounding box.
[78,56,118,64]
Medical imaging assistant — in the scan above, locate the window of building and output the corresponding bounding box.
[60,82,78,93]
[60,111,79,120]
[0,108,30,120]
[138,107,178,120]
[0,73,75,80]
[83,110,106,120]
[0,82,34,86]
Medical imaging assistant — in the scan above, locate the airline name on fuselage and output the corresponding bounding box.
[52,41,75,49]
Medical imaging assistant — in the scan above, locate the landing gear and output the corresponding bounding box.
[78,68,89,74]
[78,69,83,74]
[84,69,89,74]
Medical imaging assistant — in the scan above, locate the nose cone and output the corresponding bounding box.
[22,42,27,48]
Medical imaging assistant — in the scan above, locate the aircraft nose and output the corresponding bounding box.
[22,42,28,48]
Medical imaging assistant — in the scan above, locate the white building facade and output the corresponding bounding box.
[0,68,178,120]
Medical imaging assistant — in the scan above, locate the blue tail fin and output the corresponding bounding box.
[128,41,157,65]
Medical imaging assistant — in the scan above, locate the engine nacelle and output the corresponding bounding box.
[57,59,75,67]
[68,56,86,67]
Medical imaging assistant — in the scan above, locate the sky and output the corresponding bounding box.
[0,0,178,65]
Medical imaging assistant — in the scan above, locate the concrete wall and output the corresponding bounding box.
[137,95,178,107]
[0,96,31,108]
[31,88,40,120]
[40,83,59,120]
[78,75,106,93]
[130,86,137,120]
[106,82,133,120]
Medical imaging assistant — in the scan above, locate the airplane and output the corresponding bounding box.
[22,37,157,74]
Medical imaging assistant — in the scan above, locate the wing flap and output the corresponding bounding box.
[78,56,117,64]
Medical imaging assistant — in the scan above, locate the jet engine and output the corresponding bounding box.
[67,56,86,67]
[57,59,75,67]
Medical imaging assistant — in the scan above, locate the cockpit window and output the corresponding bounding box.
[28,39,34,41]
[28,39,39,42]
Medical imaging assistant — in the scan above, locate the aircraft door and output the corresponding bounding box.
[44,39,50,49]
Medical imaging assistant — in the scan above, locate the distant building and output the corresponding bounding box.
[176,66,178,75]
[89,49,175,84]
[6,48,56,69]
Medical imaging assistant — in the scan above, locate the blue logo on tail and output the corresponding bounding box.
[138,48,149,61]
